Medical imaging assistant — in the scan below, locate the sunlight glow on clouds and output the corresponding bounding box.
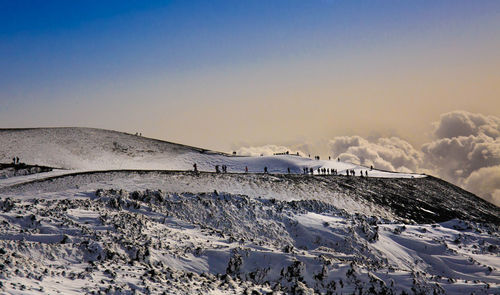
[328,136,422,173]
[237,111,500,206]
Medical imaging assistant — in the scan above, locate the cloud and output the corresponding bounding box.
[434,111,500,139]
[463,165,500,207]
[421,134,500,180]
[328,136,422,173]
[421,111,500,207]
[422,111,500,201]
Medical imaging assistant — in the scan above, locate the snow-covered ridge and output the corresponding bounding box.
[0,127,424,178]
[1,170,498,225]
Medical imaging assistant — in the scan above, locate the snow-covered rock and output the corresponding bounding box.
[0,186,498,294]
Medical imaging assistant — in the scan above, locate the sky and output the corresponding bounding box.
[1,1,500,204]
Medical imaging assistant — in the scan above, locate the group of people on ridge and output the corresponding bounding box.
[214,165,229,173]
[209,165,371,177]
[189,160,373,177]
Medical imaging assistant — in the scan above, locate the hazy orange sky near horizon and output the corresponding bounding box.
[1,1,499,153]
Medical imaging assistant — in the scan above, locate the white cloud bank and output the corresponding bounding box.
[236,111,500,207]
[328,136,422,173]
[422,111,500,206]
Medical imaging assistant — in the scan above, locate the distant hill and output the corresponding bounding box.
[0,127,216,170]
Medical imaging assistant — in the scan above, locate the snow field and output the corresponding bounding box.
[0,189,498,294]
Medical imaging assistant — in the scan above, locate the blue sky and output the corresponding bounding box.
[1,1,499,150]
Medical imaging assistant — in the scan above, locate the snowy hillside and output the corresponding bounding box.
[0,128,214,171]
[0,128,423,178]
[0,127,499,294]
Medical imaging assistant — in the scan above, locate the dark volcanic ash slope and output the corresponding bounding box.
[317,174,500,225]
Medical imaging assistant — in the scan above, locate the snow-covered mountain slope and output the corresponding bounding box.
[1,127,499,294]
[0,187,498,294]
[0,127,423,178]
